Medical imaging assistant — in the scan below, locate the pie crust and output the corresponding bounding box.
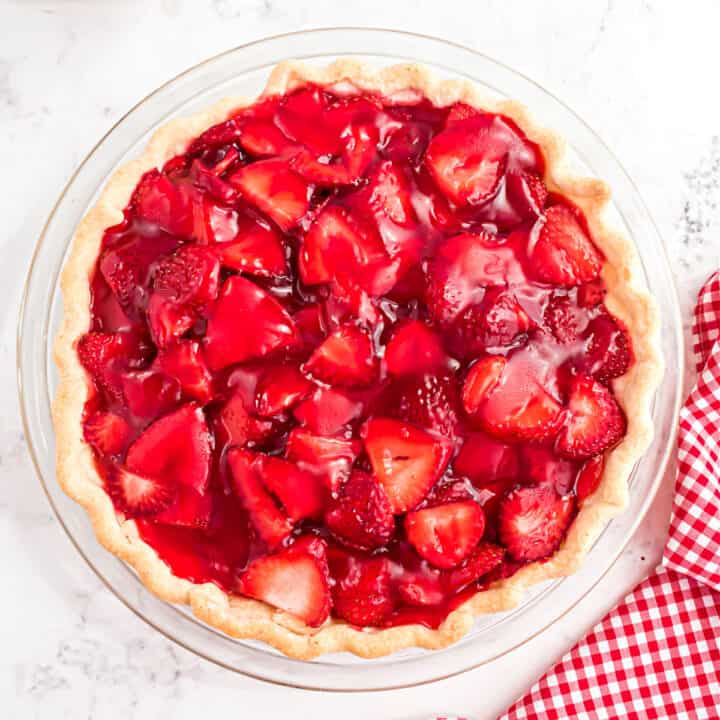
[53,60,663,659]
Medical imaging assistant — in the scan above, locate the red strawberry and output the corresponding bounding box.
[365,160,416,228]
[229,159,310,232]
[583,313,632,384]
[237,535,331,627]
[363,418,452,513]
[285,429,361,493]
[443,541,506,592]
[454,432,519,485]
[125,403,212,492]
[259,456,327,521]
[275,87,340,155]
[217,389,272,448]
[132,171,194,237]
[293,386,364,436]
[498,485,575,562]
[304,324,377,387]
[84,412,132,456]
[405,500,485,569]
[390,373,460,442]
[227,448,293,549]
[293,304,326,349]
[189,158,239,205]
[239,118,297,156]
[529,205,603,286]
[289,148,363,187]
[255,364,313,417]
[575,455,605,505]
[462,356,506,416]
[328,550,396,627]
[153,487,213,529]
[544,294,587,344]
[394,544,445,607]
[477,289,533,348]
[325,471,395,551]
[217,223,288,278]
[121,370,182,421]
[153,340,213,404]
[204,276,297,370]
[504,171,548,219]
[555,376,626,459]
[446,103,481,125]
[384,320,449,376]
[577,279,606,307]
[425,231,527,324]
[521,445,577,495]
[106,465,175,517]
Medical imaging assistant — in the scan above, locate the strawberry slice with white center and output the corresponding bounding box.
[384,320,449,376]
[227,448,293,549]
[84,411,133,456]
[498,485,575,562]
[153,340,214,404]
[405,500,485,569]
[529,205,603,286]
[125,403,212,493]
[237,536,331,627]
[555,375,626,459]
[229,158,311,232]
[362,417,452,513]
[216,222,288,278]
[106,466,175,518]
[304,324,377,388]
[258,456,327,521]
[293,386,364,436]
[285,429,361,493]
[204,276,297,370]
[153,486,214,529]
[255,364,313,418]
[238,118,297,157]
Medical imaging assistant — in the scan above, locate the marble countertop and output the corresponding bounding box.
[2,2,719,718]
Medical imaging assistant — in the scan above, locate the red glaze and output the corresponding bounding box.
[79,84,630,629]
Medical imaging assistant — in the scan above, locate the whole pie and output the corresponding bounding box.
[53,61,662,659]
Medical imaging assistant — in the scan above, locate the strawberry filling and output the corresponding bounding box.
[78,84,632,630]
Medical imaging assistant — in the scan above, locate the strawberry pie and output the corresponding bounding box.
[53,61,662,659]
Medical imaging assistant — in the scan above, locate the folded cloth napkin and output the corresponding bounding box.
[499,272,720,720]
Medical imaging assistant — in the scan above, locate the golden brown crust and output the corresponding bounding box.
[52,60,663,659]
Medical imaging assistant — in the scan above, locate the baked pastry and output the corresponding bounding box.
[53,60,662,659]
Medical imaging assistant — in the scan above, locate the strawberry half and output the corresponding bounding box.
[238,118,297,157]
[543,293,588,344]
[328,550,396,627]
[217,388,273,448]
[106,466,175,517]
[582,313,632,384]
[405,500,485,569]
[304,324,377,387]
[84,412,132,456]
[259,456,327,521]
[443,541,506,592]
[255,364,313,418]
[384,320,449,376]
[575,455,605,505]
[132,171,194,237]
[498,485,575,562]
[521,445,577,496]
[293,386,364,436]
[325,471,395,551]
[237,535,331,627]
[204,276,297,370]
[555,375,626,460]
[153,340,213,404]
[454,432,519,485]
[216,223,288,278]
[227,448,293,549]
[363,417,452,513]
[229,159,311,232]
[462,356,506,416]
[529,205,603,286]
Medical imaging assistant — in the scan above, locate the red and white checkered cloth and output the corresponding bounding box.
[499,272,720,720]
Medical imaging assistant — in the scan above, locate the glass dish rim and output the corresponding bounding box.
[17,27,684,691]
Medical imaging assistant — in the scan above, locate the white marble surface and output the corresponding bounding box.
[2,1,719,718]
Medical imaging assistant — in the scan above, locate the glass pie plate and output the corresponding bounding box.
[18,28,682,691]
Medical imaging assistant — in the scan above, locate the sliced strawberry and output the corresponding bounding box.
[216,223,288,277]
[293,386,364,436]
[455,290,532,352]
[555,375,626,459]
[125,403,212,492]
[425,231,527,324]
[544,294,587,344]
[328,550,396,627]
[189,158,239,205]
[394,547,445,607]
[304,324,377,387]
[275,87,340,155]
[529,205,603,286]
[325,471,395,551]
[384,320,449,376]
[239,118,297,157]
[106,465,175,517]
[454,432,519,485]
[255,364,313,417]
[153,487,213,529]
[237,535,331,627]
[290,144,372,187]
[390,373,460,442]
[84,412,132,456]
[462,356,506,416]
[285,429,361,493]
[504,171,547,219]
[153,340,213,404]
[365,160,417,232]
[577,279,606,307]
[217,388,272,448]
[204,276,297,370]
[259,456,327,521]
[498,485,575,562]
[292,304,326,349]
[229,159,310,232]
[443,541,506,592]
[575,455,605,505]
[363,418,452,513]
[521,445,577,495]
[583,313,632,384]
[227,448,293,549]
[132,171,194,237]
[405,500,485,569]
[121,370,182,421]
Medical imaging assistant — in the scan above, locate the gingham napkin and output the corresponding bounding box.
[499,272,720,720]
